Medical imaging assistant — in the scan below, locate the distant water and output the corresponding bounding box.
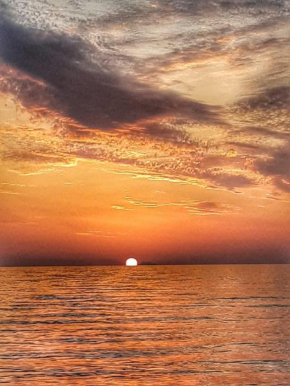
[0,265,290,385]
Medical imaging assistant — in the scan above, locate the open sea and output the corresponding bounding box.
[0,265,289,385]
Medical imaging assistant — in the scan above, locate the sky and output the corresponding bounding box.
[0,0,290,266]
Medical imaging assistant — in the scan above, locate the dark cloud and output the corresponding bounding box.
[232,86,290,192]
[238,86,290,111]
[255,141,290,192]
[159,0,286,15]
[141,121,198,147]
[227,127,290,153]
[194,201,238,214]
[227,141,262,151]
[202,171,254,190]
[219,0,286,10]
[0,15,220,131]
[240,126,290,138]
[93,0,287,31]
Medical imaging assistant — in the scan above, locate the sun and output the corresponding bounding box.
[126,258,138,266]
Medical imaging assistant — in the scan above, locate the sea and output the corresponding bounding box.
[0,265,289,385]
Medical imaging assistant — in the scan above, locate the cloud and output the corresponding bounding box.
[0,14,221,131]
[227,141,262,152]
[1,2,289,194]
[200,170,255,190]
[254,141,290,192]
[139,120,199,147]
[238,86,290,111]
[92,0,287,34]
[237,126,290,139]
[129,0,290,78]
[124,196,240,215]
[154,0,286,16]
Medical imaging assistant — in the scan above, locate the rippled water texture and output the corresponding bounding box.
[0,265,289,385]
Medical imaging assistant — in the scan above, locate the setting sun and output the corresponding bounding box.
[126,258,138,266]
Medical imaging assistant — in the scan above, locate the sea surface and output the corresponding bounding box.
[0,265,290,385]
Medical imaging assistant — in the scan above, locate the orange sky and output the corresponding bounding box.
[0,0,290,265]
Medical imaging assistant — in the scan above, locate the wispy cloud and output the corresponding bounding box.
[124,196,240,216]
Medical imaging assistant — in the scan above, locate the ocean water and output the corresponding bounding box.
[0,265,289,385]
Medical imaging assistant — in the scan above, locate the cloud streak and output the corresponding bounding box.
[124,196,240,216]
